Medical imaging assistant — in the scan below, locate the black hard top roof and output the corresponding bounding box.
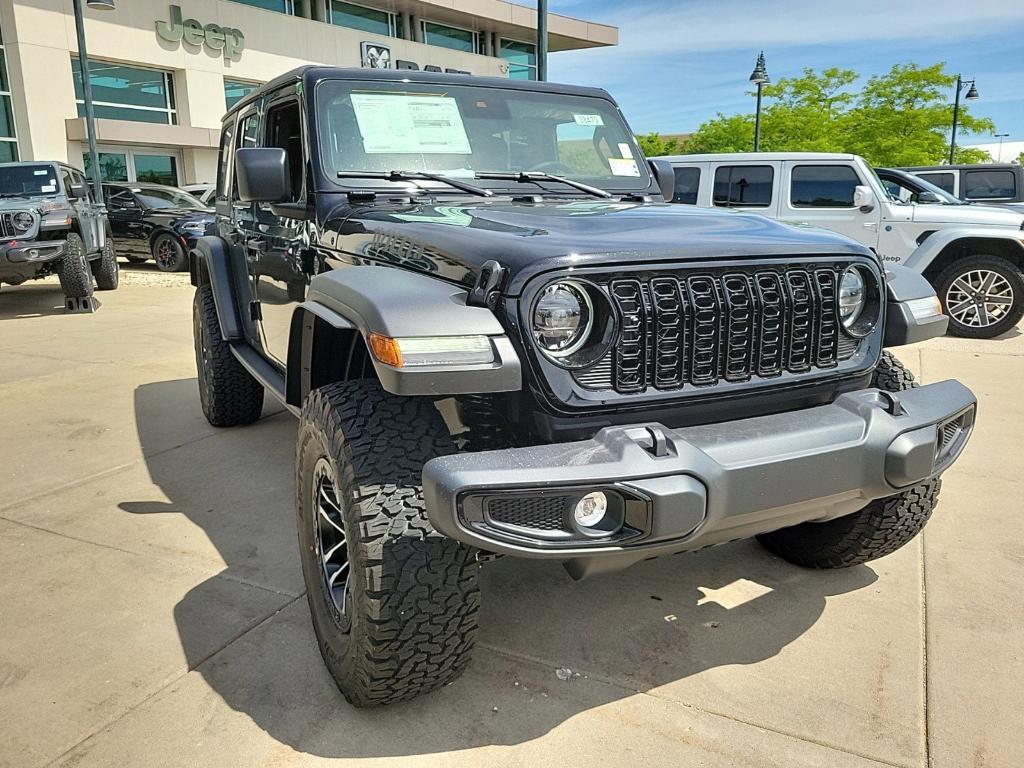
[224,65,615,120]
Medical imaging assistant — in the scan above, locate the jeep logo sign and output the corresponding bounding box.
[156,5,245,62]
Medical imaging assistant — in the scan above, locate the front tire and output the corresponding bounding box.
[55,232,93,299]
[153,233,188,272]
[934,254,1024,339]
[757,352,940,568]
[296,381,480,707]
[192,285,264,427]
[91,237,119,291]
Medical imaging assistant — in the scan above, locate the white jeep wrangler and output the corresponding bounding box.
[658,152,1024,338]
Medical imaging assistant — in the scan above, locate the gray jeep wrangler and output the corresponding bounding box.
[0,161,118,308]
[191,67,977,707]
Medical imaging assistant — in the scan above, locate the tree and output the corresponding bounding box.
[1017,151,1024,167]
[636,132,683,157]
[675,62,996,167]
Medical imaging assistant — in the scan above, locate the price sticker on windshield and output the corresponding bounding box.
[609,158,641,177]
[573,113,604,126]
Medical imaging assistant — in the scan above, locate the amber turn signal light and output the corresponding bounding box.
[368,333,403,367]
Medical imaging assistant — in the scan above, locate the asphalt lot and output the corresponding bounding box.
[1,269,1022,768]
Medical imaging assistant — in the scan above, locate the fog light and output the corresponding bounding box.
[574,491,607,528]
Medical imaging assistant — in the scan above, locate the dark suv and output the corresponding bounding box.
[103,182,214,272]
[191,67,976,707]
[0,161,118,307]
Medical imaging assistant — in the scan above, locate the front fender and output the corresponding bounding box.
[903,226,1024,273]
[883,263,948,346]
[300,266,522,396]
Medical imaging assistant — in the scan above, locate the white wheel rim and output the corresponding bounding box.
[945,269,1014,328]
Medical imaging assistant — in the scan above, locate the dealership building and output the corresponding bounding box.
[0,0,616,186]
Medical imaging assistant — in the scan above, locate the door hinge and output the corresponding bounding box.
[249,301,262,321]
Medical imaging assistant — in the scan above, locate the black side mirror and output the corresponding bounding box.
[648,159,675,201]
[69,183,89,199]
[917,191,940,204]
[235,147,291,203]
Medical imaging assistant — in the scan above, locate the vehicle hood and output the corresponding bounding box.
[328,200,870,293]
[0,195,64,211]
[910,202,1024,228]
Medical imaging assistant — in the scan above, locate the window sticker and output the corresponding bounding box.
[618,143,634,159]
[33,169,49,176]
[41,183,57,192]
[573,113,604,126]
[351,93,472,155]
[609,158,641,177]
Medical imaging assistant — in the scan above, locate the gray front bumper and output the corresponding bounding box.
[0,239,66,264]
[423,380,976,577]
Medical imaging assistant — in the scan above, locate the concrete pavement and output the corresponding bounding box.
[0,272,1021,767]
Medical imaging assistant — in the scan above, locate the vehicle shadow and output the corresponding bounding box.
[124,377,879,759]
[0,282,102,319]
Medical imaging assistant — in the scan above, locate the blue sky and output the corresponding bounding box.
[532,0,1024,145]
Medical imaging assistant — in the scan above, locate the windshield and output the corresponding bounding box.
[0,164,60,197]
[134,187,206,210]
[879,171,963,205]
[317,79,650,193]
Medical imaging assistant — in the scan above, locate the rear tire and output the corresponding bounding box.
[296,380,480,707]
[757,352,940,568]
[153,233,188,272]
[192,285,264,427]
[55,232,93,299]
[934,254,1024,339]
[91,237,119,291]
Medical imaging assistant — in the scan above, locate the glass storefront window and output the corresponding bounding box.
[421,21,478,53]
[71,58,177,125]
[133,155,179,186]
[228,0,295,13]
[331,1,400,36]
[500,39,537,80]
[225,79,259,111]
[0,21,18,160]
[83,152,129,182]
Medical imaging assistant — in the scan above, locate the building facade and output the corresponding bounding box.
[0,0,616,186]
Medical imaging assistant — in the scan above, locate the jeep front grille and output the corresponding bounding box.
[575,263,867,395]
[0,212,22,239]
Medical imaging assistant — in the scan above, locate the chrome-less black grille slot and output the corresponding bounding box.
[0,213,15,239]
[813,269,839,368]
[753,272,785,377]
[651,277,685,388]
[610,279,646,393]
[687,275,721,385]
[592,262,861,396]
[783,270,815,373]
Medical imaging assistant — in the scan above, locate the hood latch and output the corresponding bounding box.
[468,260,507,308]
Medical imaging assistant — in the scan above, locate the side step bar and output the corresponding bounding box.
[229,341,300,415]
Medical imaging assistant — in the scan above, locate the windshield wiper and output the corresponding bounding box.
[475,171,612,199]
[338,170,492,198]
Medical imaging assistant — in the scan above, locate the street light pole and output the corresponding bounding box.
[749,51,769,152]
[948,74,979,165]
[994,133,1010,163]
[72,0,115,202]
[537,0,548,81]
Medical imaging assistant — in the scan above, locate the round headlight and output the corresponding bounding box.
[533,281,592,357]
[839,267,867,329]
[13,212,33,231]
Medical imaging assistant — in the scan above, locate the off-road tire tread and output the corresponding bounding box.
[193,286,263,427]
[56,232,93,299]
[934,254,1024,339]
[92,237,119,290]
[297,381,479,707]
[757,352,940,568]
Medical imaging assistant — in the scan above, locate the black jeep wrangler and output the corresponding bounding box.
[0,161,118,307]
[191,67,976,707]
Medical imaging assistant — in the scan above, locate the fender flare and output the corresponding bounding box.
[290,266,522,399]
[882,263,948,346]
[903,227,1024,274]
[189,236,244,341]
